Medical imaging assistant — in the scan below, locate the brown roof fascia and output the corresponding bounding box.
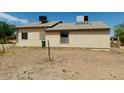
[46,28,110,32]
[15,26,47,31]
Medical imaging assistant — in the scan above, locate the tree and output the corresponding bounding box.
[39,16,48,23]
[114,25,123,46]
[0,22,15,53]
[119,32,124,45]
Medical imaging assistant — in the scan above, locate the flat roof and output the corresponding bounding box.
[16,21,61,28]
[46,21,110,31]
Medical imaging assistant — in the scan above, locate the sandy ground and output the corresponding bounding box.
[0,44,15,50]
[0,47,124,80]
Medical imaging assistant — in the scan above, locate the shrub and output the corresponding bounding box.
[120,33,124,45]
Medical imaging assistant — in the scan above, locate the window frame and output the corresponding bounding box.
[60,32,69,44]
[21,32,28,40]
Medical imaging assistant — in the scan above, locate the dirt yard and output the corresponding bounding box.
[0,46,124,80]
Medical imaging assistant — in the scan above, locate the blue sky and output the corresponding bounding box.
[1,12,124,36]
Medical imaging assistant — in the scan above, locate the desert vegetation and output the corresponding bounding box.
[0,21,15,53]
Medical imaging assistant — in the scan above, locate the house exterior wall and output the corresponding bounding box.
[40,28,46,40]
[16,28,45,47]
[46,30,110,48]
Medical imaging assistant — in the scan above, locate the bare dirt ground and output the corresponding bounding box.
[0,46,124,80]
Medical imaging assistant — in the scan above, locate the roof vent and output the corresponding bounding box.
[76,16,88,24]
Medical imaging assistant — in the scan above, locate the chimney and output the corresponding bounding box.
[76,16,88,24]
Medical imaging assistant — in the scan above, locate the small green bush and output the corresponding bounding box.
[120,33,124,45]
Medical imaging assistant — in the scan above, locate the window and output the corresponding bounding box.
[60,32,69,43]
[22,32,28,40]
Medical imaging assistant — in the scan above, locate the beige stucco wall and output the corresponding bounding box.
[16,28,45,47]
[46,30,110,48]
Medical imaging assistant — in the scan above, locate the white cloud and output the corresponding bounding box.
[0,12,28,24]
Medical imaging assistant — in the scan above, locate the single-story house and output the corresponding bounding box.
[16,16,110,48]
[16,21,62,47]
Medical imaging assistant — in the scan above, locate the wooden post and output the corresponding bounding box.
[117,36,120,48]
[47,40,51,61]
[2,43,5,53]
